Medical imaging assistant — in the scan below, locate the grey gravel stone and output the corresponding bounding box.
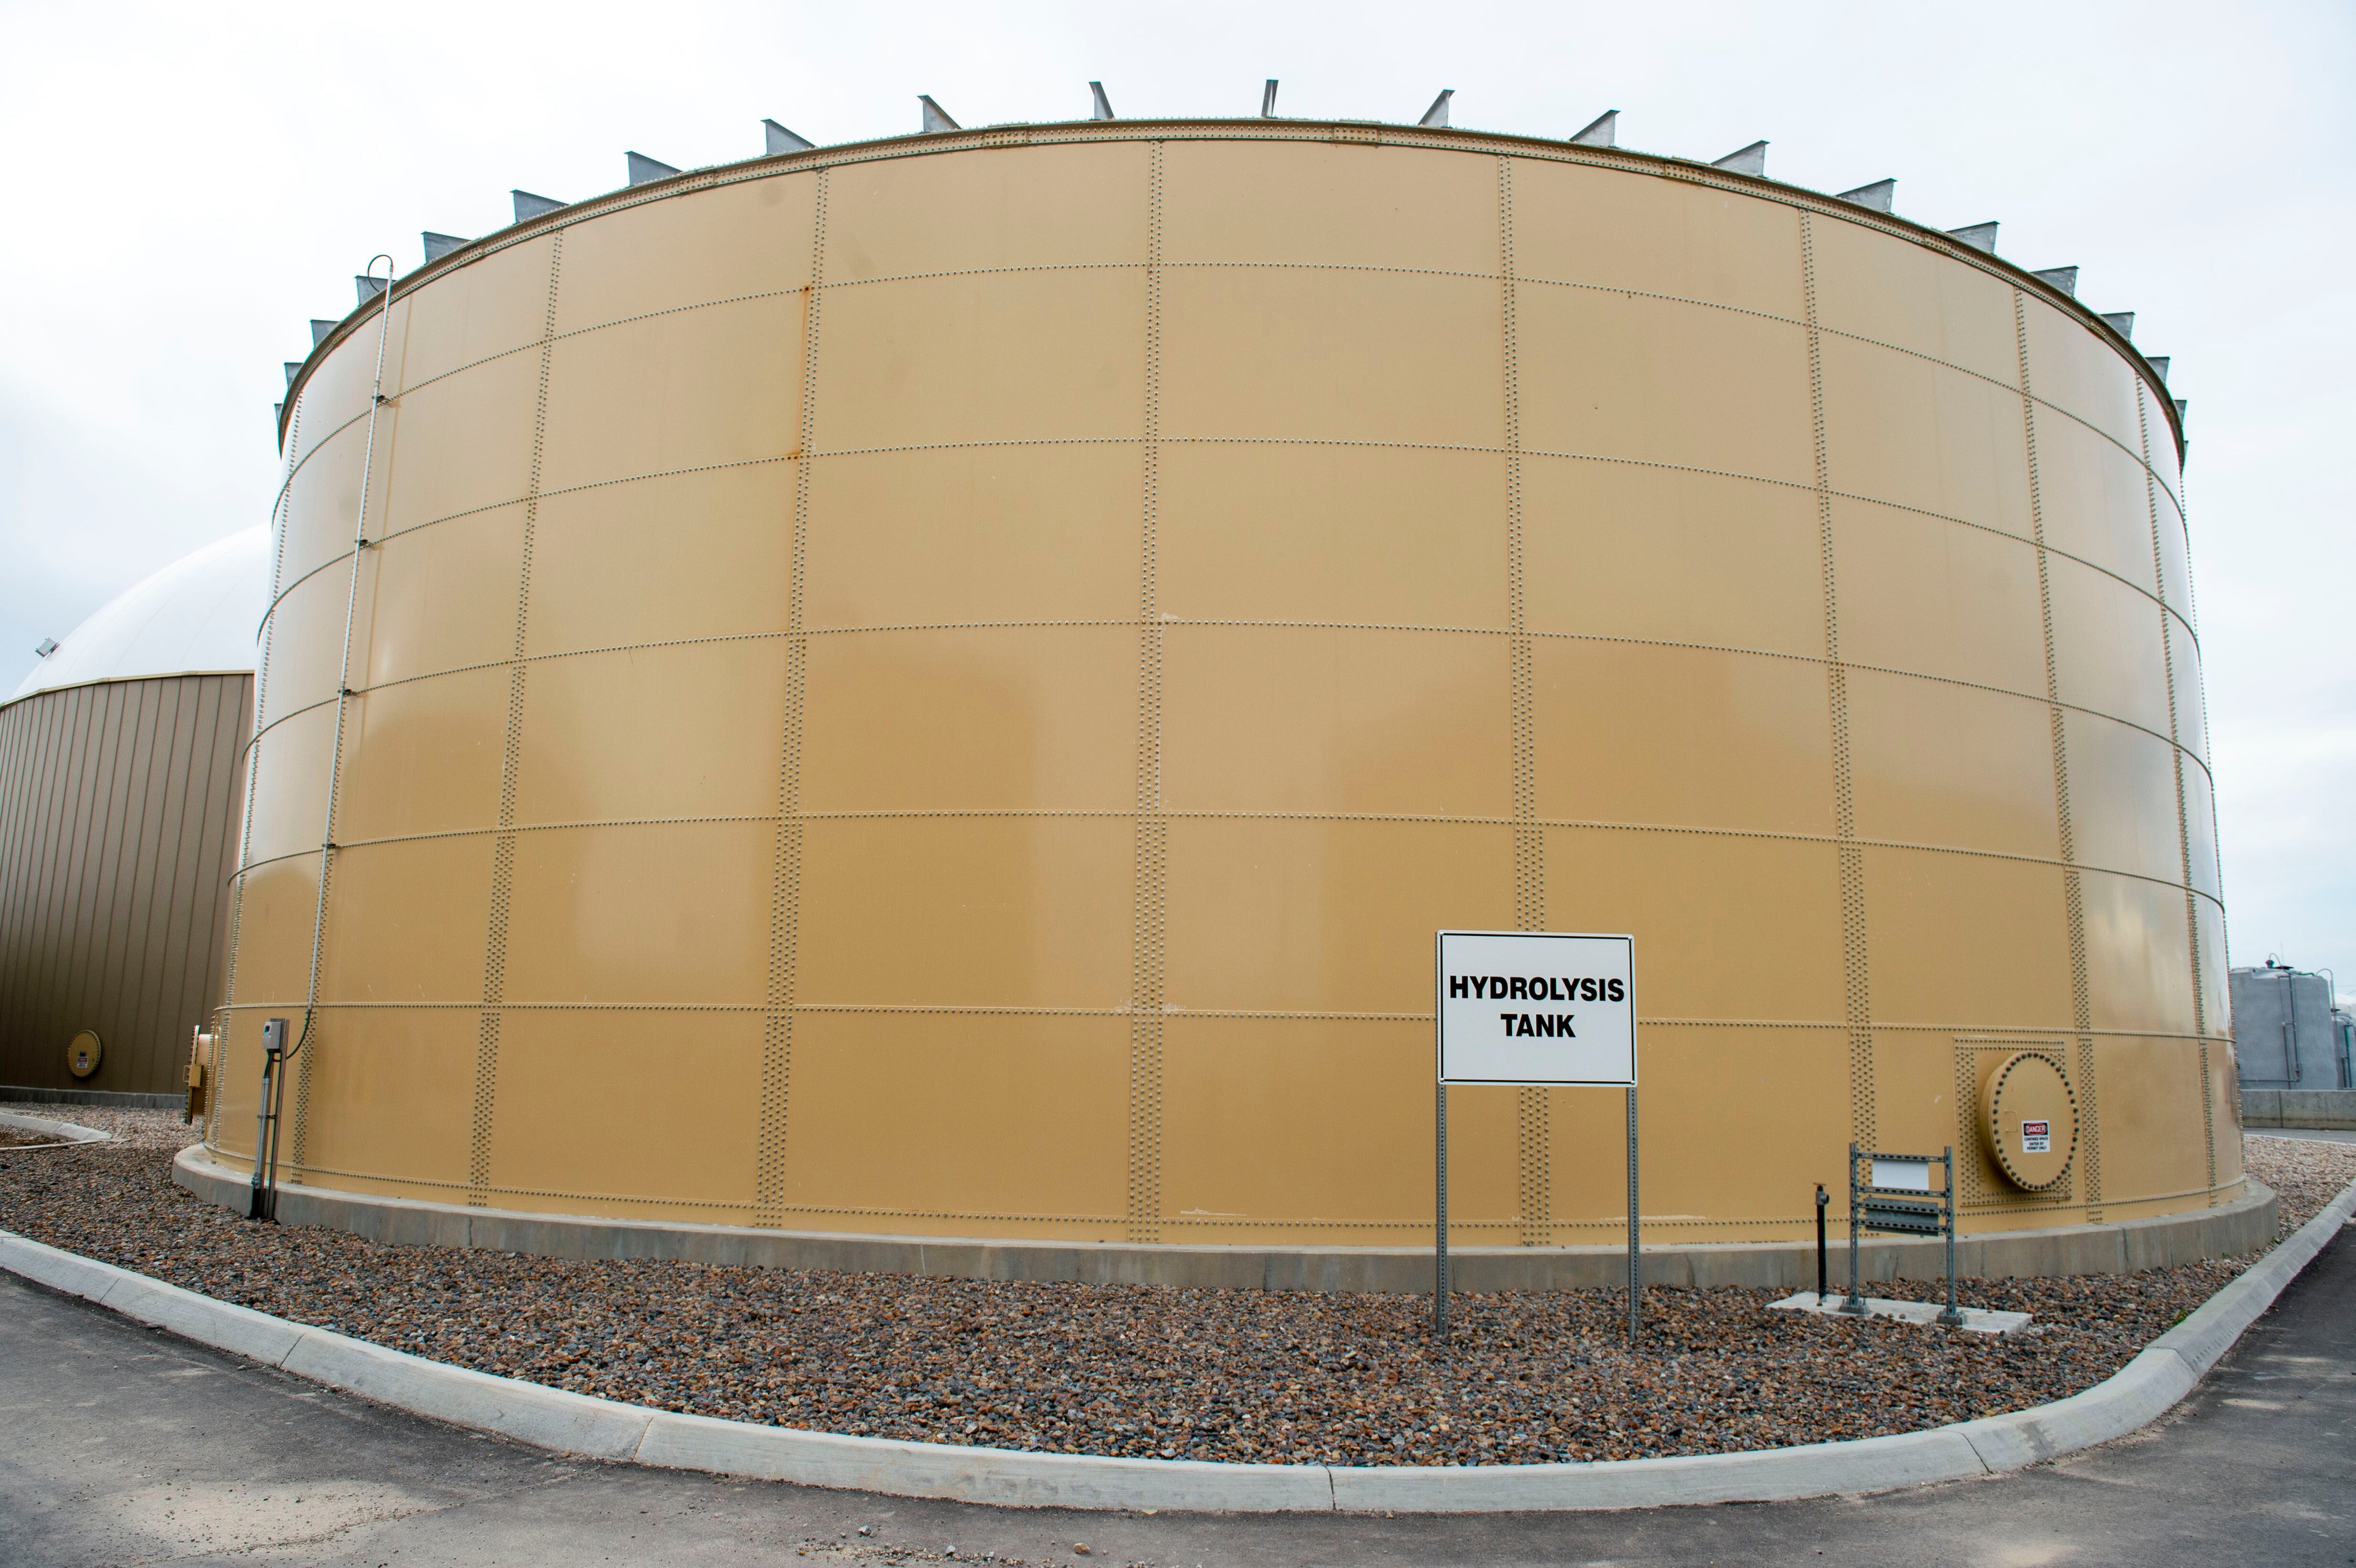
[3,1104,2345,1470]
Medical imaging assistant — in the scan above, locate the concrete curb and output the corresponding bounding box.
[0,1110,111,1146]
[169,1143,2277,1293]
[1329,1425,1988,1511]
[1949,1172,2356,1476]
[632,1414,1337,1512]
[4,1177,2349,1513]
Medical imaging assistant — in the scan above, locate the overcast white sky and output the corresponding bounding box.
[2,0,2349,997]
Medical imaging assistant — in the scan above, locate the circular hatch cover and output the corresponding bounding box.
[1982,1050,2077,1191]
[66,1030,103,1080]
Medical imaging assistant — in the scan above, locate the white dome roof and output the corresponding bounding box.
[10,527,269,705]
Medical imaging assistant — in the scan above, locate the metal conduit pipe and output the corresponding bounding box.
[2320,969,2348,1089]
[2284,966,2301,1084]
[255,251,396,1221]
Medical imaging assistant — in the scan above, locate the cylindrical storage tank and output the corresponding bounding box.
[219,120,2233,1252]
[2227,965,2342,1090]
[0,528,264,1100]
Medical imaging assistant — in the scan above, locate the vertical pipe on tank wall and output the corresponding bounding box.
[2282,970,2301,1083]
[2323,971,2347,1089]
[221,388,306,1153]
[282,253,397,1185]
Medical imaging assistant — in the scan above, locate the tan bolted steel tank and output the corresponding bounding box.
[212,117,2235,1258]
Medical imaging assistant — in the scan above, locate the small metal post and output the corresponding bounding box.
[1815,1183,1829,1303]
[251,1019,292,1221]
[1434,1079,1448,1342]
[265,1043,287,1220]
[284,252,396,1187]
[1937,1147,1963,1327]
[247,1037,276,1220]
[1626,1085,1640,1343]
[1841,1142,1866,1313]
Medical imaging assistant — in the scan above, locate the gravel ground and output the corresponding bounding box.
[2,1107,2348,1469]
[0,1126,69,1148]
[0,1103,201,1148]
[2246,1132,2356,1236]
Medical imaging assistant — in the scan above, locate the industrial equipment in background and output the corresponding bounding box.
[2231,961,2351,1089]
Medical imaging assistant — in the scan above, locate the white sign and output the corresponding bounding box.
[2021,1120,2051,1154]
[1870,1158,1933,1192]
[1436,930,1635,1086]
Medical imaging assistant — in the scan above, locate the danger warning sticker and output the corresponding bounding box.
[2021,1120,2051,1154]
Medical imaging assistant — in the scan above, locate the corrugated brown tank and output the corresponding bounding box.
[2,669,253,1099]
[217,119,2233,1252]
[2,527,263,1102]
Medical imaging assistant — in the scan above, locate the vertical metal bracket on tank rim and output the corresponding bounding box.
[252,252,396,1221]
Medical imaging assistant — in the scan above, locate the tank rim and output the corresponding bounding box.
[280,115,2183,463]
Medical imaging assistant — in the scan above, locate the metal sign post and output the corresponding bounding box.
[1625,1083,1640,1342]
[1436,931,1638,1343]
[1434,1079,1450,1340]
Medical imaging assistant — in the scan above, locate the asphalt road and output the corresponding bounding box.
[3,1224,2351,1567]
